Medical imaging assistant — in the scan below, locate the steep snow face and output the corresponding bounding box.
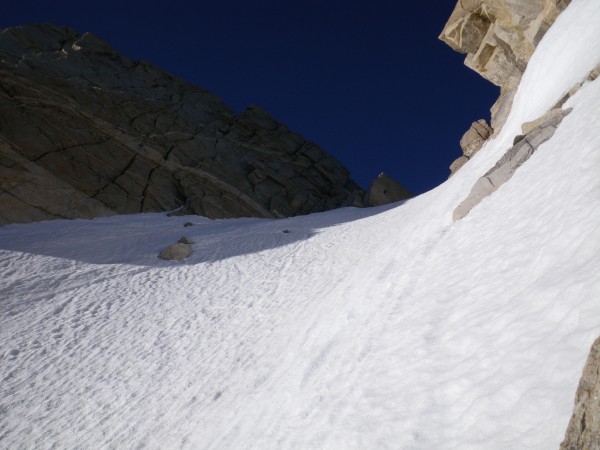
[1,1,599,449]
[502,0,600,136]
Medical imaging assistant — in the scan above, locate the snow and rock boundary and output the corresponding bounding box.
[0,1,599,449]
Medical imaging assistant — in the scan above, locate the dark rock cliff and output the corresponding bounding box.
[0,24,366,225]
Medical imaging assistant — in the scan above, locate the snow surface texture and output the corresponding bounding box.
[1,1,599,448]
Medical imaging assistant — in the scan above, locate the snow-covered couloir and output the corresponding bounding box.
[1,0,600,448]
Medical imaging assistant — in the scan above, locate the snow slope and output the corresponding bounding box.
[1,1,599,448]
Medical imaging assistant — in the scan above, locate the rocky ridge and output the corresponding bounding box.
[440,0,572,174]
[0,24,374,225]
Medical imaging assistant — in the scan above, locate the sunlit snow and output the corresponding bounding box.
[1,0,599,448]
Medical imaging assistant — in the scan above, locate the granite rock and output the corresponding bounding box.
[449,155,470,176]
[461,119,493,157]
[560,336,600,450]
[440,0,571,130]
[453,107,572,221]
[450,119,493,176]
[0,24,364,225]
[365,172,412,207]
[521,107,572,135]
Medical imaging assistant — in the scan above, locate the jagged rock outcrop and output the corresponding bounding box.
[365,172,412,207]
[449,119,493,176]
[453,106,571,221]
[440,0,571,131]
[452,58,599,221]
[560,336,600,450]
[0,24,364,225]
[460,119,493,157]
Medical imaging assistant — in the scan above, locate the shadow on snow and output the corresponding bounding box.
[0,203,403,267]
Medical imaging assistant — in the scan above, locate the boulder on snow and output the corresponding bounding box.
[560,336,600,450]
[158,242,192,260]
[178,236,194,244]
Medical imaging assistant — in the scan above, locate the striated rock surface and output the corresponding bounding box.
[0,24,364,225]
[460,119,493,157]
[450,119,493,175]
[365,172,412,207]
[560,336,600,450]
[453,106,571,221]
[0,137,115,223]
[440,0,571,131]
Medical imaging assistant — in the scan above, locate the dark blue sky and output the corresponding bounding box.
[2,0,498,194]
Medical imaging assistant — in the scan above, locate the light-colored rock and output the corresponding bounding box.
[489,88,517,131]
[450,119,493,176]
[589,63,600,82]
[158,243,192,260]
[521,107,572,135]
[0,24,365,225]
[560,336,600,450]
[440,0,571,131]
[440,0,572,86]
[453,107,571,221]
[553,82,584,110]
[449,155,469,175]
[366,172,412,207]
[460,119,493,158]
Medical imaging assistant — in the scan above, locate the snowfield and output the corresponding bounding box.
[1,1,600,448]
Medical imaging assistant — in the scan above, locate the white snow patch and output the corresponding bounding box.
[1,1,599,449]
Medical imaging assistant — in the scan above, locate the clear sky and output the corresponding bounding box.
[2,0,498,194]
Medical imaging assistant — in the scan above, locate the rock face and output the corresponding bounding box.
[365,172,412,207]
[0,24,364,225]
[460,119,493,157]
[453,106,571,221]
[560,336,600,450]
[450,119,493,176]
[440,0,571,131]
